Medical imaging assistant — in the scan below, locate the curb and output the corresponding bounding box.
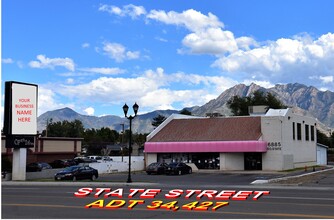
[251,167,334,185]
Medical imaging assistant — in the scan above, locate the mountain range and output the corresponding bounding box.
[37,107,179,134]
[37,83,334,134]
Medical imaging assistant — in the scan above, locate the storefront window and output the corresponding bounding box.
[157,153,219,169]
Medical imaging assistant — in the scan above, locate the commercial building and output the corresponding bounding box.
[317,143,328,165]
[144,108,318,171]
[2,136,83,164]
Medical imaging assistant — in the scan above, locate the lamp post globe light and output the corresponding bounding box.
[122,102,139,183]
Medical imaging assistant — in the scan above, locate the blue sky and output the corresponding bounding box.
[2,0,334,117]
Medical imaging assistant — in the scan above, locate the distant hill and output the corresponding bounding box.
[192,83,334,128]
[37,107,178,134]
[37,83,334,134]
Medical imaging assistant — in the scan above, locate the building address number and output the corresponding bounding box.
[267,142,282,150]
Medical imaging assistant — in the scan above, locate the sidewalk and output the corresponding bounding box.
[260,166,334,186]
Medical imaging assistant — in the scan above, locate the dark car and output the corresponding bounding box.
[73,157,93,164]
[146,162,168,175]
[54,165,98,181]
[26,162,52,172]
[165,162,192,175]
[50,159,77,168]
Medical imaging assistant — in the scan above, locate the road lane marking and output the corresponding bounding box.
[2,203,81,209]
[268,196,334,201]
[2,188,41,190]
[3,194,334,208]
[2,203,334,219]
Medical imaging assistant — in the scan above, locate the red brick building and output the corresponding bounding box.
[2,136,83,164]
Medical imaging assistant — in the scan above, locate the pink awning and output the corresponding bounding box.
[145,141,267,153]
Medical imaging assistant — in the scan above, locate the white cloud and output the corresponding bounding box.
[155,37,168,42]
[145,8,334,91]
[147,9,256,55]
[139,89,216,111]
[236,36,259,50]
[212,33,334,86]
[101,7,254,56]
[2,58,14,64]
[99,5,122,16]
[66,78,74,84]
[124,4,146,19]
[97,6,333,91]
[59,72,95,77]
[180,28,238,54]
[99,4,146,19]
[319,75,334,84]
[319,87,332,92]
[29,54,75,71]
[102,42,140,62]
[79,67,125,75]
[38,86,74,116]
[82,43,90,48]
[56,68,238,112]
[17,61,24,69]
[84,107,95,116]
[58,76,160,104]
[126,51,140,60]
[147,9,223,32]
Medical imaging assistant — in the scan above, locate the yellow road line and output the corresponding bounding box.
[3,203,334,219]
[4,195,334,208]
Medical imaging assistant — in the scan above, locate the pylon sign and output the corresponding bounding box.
[4,81,38,148]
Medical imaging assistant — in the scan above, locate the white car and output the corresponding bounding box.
[86,155,102,162]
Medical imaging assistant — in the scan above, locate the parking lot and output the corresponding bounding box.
[3,165,334,189]
[95,170,287,187]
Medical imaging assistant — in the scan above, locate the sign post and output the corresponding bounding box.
[3,81,38,180]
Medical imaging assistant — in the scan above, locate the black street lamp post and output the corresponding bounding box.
[122,102,139,183]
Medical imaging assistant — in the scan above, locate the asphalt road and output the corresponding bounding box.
[2,171,334,219]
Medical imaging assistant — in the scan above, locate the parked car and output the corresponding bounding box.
[101,156,113,162]
[165,162,192,175]
[26,162,52,172]
[74,157,93,164]
[54,165,98,181]
[87,156,102,162]
[146,162,168,175]
[50,159,77,168]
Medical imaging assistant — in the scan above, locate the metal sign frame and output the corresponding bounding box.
[4,81,38,148]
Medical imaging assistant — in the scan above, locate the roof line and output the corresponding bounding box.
[146,114,203,141]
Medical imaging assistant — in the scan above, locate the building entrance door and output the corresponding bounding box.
[244,153,262,170]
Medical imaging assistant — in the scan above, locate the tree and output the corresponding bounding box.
[83,127,119,155]
[42,119,85,137]
[133,133,148,148]
[152,114,167,128]
[179,108,192,115]
[227,95,250,116]
[227,90,287,116]
[317,130,334,147]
